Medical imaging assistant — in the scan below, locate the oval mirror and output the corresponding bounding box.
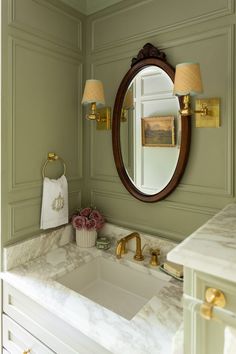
[112,43,191,202]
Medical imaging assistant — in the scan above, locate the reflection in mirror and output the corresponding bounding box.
[112,43,191,203]
[121,87,134,122]
[120,66,180,194]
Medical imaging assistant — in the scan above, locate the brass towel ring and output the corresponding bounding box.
[42,152,66,178]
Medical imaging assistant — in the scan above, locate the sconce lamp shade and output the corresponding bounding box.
[173,63,203,96]
[81,79,105,106]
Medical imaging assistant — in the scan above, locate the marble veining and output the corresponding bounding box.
[2,235,183,354]
[3,224,73,271]
[100,223,177,265]
[4,222,176,272]
[168,203,236,283]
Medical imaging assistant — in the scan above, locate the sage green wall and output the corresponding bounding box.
[2,0,236,246]
[1,0,85,245]
[84,0,236,241]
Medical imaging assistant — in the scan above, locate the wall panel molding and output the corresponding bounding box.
[175,25,234,198]
[8,37,83,192]
[226,22,235,198]
[91,189,184,241]
[8,0,83,53]
[2,0,84,245]
[90,189,219,241]
[90,0,234,53]
[9,197,41,241]
[89,56,130,183]
[8,190,81,242]
[89,125,119,183]
[91,189,219,216]
[90,25,234,198]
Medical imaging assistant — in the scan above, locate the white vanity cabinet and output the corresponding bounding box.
[2,282,111,354]
[183,268,236,354]
[167,204,236,354]
[3,315,55,354]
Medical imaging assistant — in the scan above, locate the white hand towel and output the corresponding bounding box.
[224,326,236,354]
[40,175,68,229]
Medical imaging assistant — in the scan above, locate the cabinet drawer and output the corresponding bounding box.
[3,315,55,354]
[3,283,111,354]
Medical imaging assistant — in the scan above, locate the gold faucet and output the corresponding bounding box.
[116,232,144,261]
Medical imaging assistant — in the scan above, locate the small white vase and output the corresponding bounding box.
[76,229,97,248]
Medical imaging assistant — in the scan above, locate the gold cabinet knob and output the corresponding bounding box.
[23,350,31,354]
[200,287,226,320]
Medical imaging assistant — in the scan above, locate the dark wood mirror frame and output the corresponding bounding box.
[112,43,191,203]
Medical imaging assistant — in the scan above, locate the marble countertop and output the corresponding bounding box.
[1,240,183,354]
[168,203,236,283]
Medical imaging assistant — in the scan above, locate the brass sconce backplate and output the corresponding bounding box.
[195,98,220,128]
[96,107,111,130]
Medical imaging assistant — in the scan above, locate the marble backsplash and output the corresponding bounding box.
[3,224,74,271]
[99,223,177,265]
[4,222,177,271]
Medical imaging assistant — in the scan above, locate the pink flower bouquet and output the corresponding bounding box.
[72,207,105,232]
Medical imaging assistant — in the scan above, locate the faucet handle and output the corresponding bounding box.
[150,248,160,255]
[149,248,160,266]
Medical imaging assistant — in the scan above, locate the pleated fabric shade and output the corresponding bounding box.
[81,79,105,106]
[173,63,203,96]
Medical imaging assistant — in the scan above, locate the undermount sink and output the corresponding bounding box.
[57,255,167,320]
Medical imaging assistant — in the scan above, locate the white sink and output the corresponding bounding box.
[57,256,167,320]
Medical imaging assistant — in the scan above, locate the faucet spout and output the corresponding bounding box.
[115,239,126,259]
[115,232,144,261]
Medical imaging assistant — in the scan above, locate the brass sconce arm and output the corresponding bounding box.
[86,102,100,120]
[85,103,111,130]
[180,94,209,117]
[195,104,208,116]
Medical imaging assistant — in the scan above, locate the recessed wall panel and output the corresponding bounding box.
[9,0,82,50]
[90,27,233,198]
[8,190,81,242]
[10,199,41,241]
[2,0,85,245]
[91,0,232,51]
[174,29,231,194]
[11,39,82,189]
[90,189,216,241]
[90,57,130,181]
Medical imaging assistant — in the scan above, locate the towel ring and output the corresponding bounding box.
[42,153,66,178]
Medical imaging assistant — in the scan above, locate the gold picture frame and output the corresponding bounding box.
[141,116,175,147]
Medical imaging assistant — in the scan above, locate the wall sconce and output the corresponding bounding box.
[173,63,220,127]
[81,79,111,130]
[121,88,134,122]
